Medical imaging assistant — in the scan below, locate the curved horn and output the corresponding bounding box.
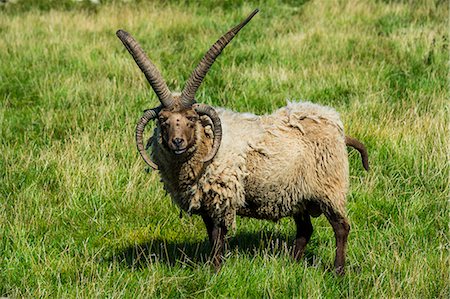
[180,9,259,107]
[116,30,175,108]
[136,107,161,170]
[193,104,222,163]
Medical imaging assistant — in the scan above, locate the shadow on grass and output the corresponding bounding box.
[108,231,318,269]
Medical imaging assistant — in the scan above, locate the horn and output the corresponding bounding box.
[116,30,175,108]
[136,107,161,169]
[193,104,222,163]
[180,9,259,107]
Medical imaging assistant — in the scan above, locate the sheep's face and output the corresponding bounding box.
[158,108,199,155]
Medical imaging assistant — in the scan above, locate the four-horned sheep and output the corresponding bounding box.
[116,8,368,275]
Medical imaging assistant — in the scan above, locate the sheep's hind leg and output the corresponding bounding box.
[202,214,227,271]
[292,213,313,261]
[324,209,350,275]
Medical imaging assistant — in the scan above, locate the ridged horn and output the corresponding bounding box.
[180,9,259,107]
[136,107,161,169]
[193,103,222,162]
[116,29,175,108]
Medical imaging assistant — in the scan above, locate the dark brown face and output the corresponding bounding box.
[158,108,199,155]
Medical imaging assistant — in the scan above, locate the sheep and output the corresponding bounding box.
[116,8,369,275]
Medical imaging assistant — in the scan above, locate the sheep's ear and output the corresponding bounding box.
[199,115,214,128]
[199,115,214,139]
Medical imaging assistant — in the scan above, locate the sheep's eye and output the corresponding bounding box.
[159,119,169,128]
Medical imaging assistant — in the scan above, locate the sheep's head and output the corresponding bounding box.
[156,100,218,156]
[117,9,259,170]
[157,105,198,155]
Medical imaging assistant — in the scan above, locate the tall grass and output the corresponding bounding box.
[1,0,448,297]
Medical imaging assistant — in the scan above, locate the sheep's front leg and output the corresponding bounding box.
[201,214,214,244]
[202,215,227,270]
[325,210,350,275]
[211,223,227,270]
[293,213,313,261]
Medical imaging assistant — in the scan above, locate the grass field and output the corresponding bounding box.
[0,0,448,297]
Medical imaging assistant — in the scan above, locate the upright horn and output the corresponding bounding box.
[116,30,175,108]
[180,9,259,107]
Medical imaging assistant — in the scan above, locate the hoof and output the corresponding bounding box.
[335,266,345,276]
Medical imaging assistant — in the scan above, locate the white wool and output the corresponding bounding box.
[214,108,265,161]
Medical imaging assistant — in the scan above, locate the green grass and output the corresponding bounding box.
[0,0,448,297]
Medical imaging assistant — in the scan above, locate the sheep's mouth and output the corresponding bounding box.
[174,148,187,155]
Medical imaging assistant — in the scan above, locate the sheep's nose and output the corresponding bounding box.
[172,138,184,148]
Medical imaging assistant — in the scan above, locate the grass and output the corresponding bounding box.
[0,0,448,297]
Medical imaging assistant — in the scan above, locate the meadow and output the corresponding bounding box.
[0,0,448,297]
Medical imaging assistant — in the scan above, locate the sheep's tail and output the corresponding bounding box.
[345,136,369,171]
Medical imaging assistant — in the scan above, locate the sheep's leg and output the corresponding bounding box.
[325,210,350,275]
[201,214,214,244]
[211,223,227,271]
[201,214,227,270]
[293,213,313,261]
